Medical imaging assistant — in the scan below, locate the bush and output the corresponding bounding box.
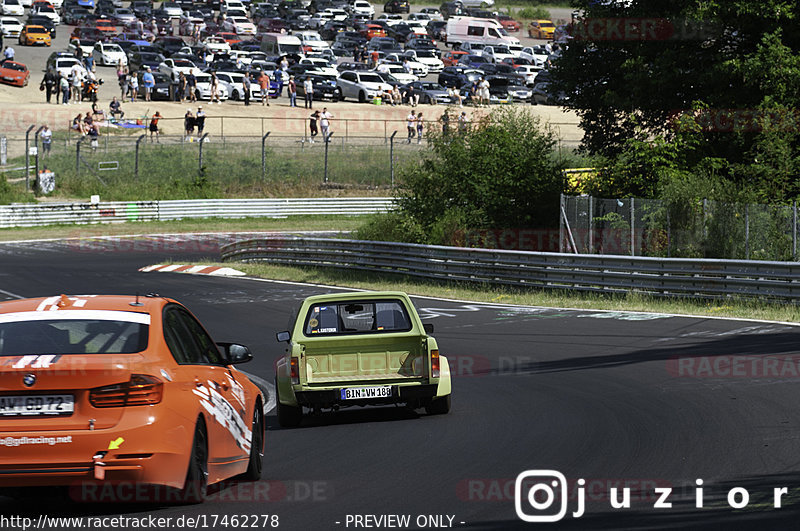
[361,107,565,246]
[515,6,551,19]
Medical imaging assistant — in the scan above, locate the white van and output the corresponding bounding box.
[260,32,304,59]
[445,16,519,48]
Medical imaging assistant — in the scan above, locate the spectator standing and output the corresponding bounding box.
[320,107,332,140]
[308,110,319,142]
[478,77,490,107]
[258,71,270,105]
[149,111,161,142]
[178,72,187,103]
[41,69,58,104]
[70,67,83,104]
[288,76,297,107]
[369,49,379,68]
[406,110,416,143]
[441,109,450,135]
[118,64,129,102]
[416,112,424,144]
[458,111,468,133]
[196,106,206,138]
[129,71,139,101]
[109,96,124,119]
[39,125,52,157]
[60,74,70,105]
[303,76,313,108]
[142,67,155,102]
[242,73,251,106]
[84,53,95,74]
[186,71,197,102]
[184,109,195,140]
[209,72,221,104]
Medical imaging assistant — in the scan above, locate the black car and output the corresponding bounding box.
[386,23,414,42]
[405,37,436,50]
[383,0,409,14]
[331,39,358,56]
[336,31,367,46]
[195,5,214,19]
[62,6,92,25]
[129,50,166,72]
[439,1,465,19]
[477,62,526,84]
[530,81,567,105]
[319,21,348,40]
[26,15,56,37]
[367,40,403,56]
[486,75,530,102]
[427,20,447,40]
[466,8,495,19]
[136,71,173,100]
[286,9,310,30]
[277,0,304,16]
[153,36,186,57]
[336,60,372,72]
[438,65,483,87]
[130,1,153,18]
[295,73,342,100]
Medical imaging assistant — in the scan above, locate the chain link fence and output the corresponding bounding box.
[561,194,800,261]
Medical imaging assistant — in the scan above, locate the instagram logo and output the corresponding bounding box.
[514,470,568,523]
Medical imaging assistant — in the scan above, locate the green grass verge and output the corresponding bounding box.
[200,261,800,323]
[0,216,364,242]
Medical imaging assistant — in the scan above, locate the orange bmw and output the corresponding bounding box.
[0,294,265,502]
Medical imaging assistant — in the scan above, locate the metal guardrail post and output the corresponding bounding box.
[794,201,797,261]
[24,124,35,182]
[198,133,209,173]
[134,134,146,179]
[389,131,397,187]
[324,132,333,183]
[261,132,271,181]
[33,125,44,186]
[76,137,83,175]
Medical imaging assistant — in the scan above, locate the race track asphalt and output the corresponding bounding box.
[2,236,800,530]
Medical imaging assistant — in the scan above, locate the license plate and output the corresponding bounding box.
[340,386,392,400]
[0,395,75,416]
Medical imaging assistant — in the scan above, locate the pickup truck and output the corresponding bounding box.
[275,291,451,427]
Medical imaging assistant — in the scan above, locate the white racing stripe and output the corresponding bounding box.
[240,370,276,415]
[0,310,151,324]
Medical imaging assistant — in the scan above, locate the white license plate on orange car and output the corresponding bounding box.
[0,395,74,416]
[340,386,392,400]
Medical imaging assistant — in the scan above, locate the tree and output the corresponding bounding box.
[357,107,565,245]
[554,0,800,200]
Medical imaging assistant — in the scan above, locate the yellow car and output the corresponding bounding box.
[528,19,555,40]
[19,25,51,46]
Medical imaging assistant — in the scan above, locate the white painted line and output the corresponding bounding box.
[207,267,246,277]
[240,370,276,415]
[159,264,183,272]
[186,265,209,273]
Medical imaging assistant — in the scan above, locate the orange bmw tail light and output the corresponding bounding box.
[90,375,163,408]
[431,349,440,378]
[290,357,299,385]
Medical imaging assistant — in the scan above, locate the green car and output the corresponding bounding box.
[274,291,452,427]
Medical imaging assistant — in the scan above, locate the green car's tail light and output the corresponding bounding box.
[90,375,163,408]
[431,349,440,378]
[290,357,299,385]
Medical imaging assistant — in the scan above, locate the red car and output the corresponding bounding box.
[496,14,521,32]
[442,50,467,67]
[360,24,386,39]
[0,60,30,87]
[216,31,242,45]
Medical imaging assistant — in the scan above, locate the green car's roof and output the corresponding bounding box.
[301,291,410,304]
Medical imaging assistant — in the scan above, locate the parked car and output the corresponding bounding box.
[403,48,444,73]
[159,57,200,81]
[382,0,408,14]
[128,50,166,72]
[274,291,451,427]
[403,80,450,104]
[68,37,95,57]
[0,0,24,16]
[437,65,483,87]
[93,41,127,65]
[442,50,467,67]
[528,19,555,39]
[496,13,520,32]
[295,72,341,100]
[18,24,51,45]
[135,69,172,99]
[530,81,566,105]
[336,69,393,102]
[0,59,29,86]
[215,70,262,100]
[25,15,55,37]
[0,16,22,38]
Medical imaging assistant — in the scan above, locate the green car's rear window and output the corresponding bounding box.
[304,300,412,336]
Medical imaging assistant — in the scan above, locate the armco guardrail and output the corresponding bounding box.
[220,236,800,301]
[0,198,393,228]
